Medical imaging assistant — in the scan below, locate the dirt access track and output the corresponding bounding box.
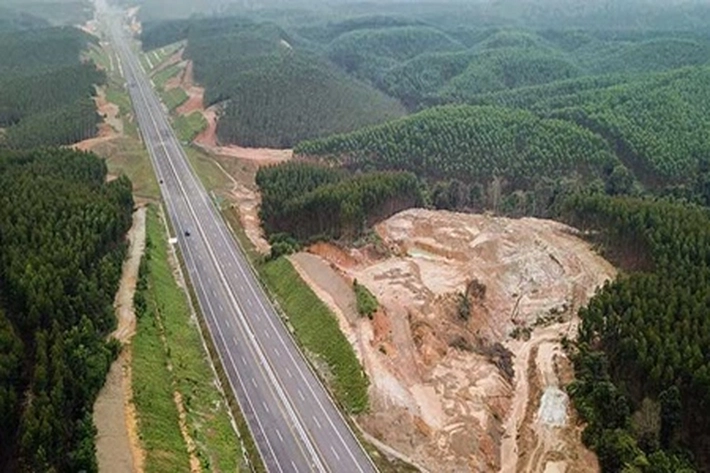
[93,207,147,473]
[291,209,615,472]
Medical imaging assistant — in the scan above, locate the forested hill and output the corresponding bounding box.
[298,65,710,198]
[560,194,710,471]
[1,0,93,26]
[140,2,710,150]
[295,105,627,215]
[0,148,134,472]
[0,26,105,149]
[0,7,49,32]
[256,162,424,245]
[142,19,405,148]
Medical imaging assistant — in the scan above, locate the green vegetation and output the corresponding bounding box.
[161,87,188,111]
[256,162,424,241]
[327,26,464,84]
[438,47,581,101]
[561,194,710,472]
[173,111,207,143]
[93,136,160,200]
[142,42,184,73]
[184,146,231,193]
[141,19,405,148]
[212,49,404,148]
[85,43,111,72]
[105,81,133,117]
[0,6,48,32]
[0,27,104,148]
[260,258,368,413]
[153,63,182,90]
[134,206,243,472]
[1,0,92,26]
[354,280,378,319]
[0,149,133,472]
[296,105,622,215]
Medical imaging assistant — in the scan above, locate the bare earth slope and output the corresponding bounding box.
[294,209,615,472]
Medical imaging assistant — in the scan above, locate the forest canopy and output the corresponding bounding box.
[256,162,424,244]
[0,26,105,149]
[0,149,134,472]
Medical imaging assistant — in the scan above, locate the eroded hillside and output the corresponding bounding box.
[291,209,615,472]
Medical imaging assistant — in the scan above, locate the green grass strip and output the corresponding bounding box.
[153,63,182,90]
[260,258,369,413]
[174,112,207,143]
[134,207,245,472]
[162,87,189,111]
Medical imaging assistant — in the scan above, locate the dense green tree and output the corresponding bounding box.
[295,105,623,215]
[256,162,423,241]
[0,27,104,149]
[563,194,710,472]
[0,148,133,471]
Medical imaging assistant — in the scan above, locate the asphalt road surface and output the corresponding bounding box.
[96,2,377,472]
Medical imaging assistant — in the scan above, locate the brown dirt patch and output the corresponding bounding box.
[176,86,204,116]
[73,86,123,152]
[94,207,147,473]
[294,208,615,472]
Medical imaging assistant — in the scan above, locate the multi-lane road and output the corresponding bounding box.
[96,2,377,472]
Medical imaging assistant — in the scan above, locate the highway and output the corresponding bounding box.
[96,2,377,472]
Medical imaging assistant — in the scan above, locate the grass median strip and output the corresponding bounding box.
[133,206,245,472]
[259,257,369,414]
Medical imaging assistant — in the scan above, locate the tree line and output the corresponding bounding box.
[0,148,134,472]
[256,162,423,247]
[560,193,710,472]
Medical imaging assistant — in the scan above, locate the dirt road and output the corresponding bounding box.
[93,207,147,473]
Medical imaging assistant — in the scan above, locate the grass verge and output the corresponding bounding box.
[154,63,182,90]
[134,206,247,472]
[132,211,190,472]
[162,87,189,112]
[93,136,159,200]
[260,258,369,413]
[174,112,208,143]
[184,145,232,192]
[86,43,110,71]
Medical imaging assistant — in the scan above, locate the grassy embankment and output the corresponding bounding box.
[163,87,189,111]
[260,258,369,413]
[141,46,207,140]
[154,63,182,90]
[175,112,208,142]
[132,206,246,472]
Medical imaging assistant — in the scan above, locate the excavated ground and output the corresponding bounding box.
[292,209,614,472]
